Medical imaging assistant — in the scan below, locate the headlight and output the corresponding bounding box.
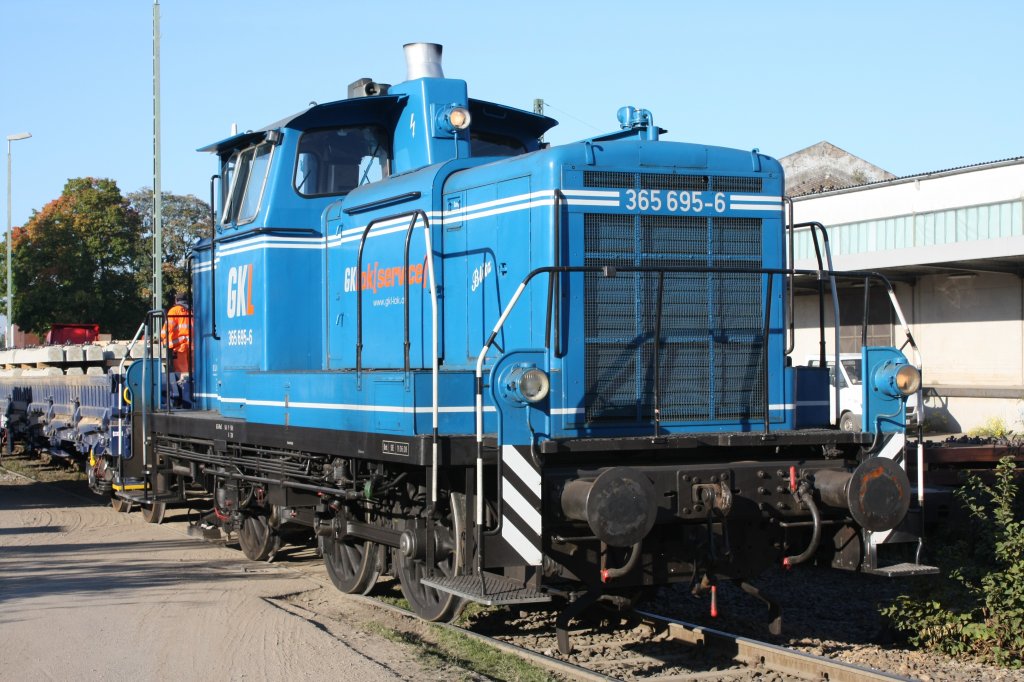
[894,364,921,395]
[518,368,550,403]
[874,360,921,399]
[498,365,550,405]
[435,104,472,135]
[447,106,471,130]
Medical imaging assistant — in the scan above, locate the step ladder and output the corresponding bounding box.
[420,573,552,606]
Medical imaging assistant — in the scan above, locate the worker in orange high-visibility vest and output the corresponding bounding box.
[161,293,193,407]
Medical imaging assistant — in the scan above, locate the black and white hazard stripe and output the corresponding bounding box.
[874,431,906,463]
[868,432,906,545]
[501,444,543,566]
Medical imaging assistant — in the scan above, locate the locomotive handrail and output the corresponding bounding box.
[763,273,774,436]
[208,174,220,341]
[402,210,433,373]
[475,262,903,421]
[140,309,166,502]
[783,197,795,355]
[116,321,148,476]
[473,263,918,549]
[545,189,565,358]
[795,221,843,426]
[793,221,923,423]
[212,226,322,246]
[354,208,441,519]
[344,191,422,216]
[652,271,665,436]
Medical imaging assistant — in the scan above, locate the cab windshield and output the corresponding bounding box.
[294,126,389,197]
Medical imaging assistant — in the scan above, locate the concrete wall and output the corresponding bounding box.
[785,158,1024,434]
[790,274,1024,433]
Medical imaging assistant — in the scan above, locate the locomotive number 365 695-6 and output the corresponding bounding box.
[624,189,726,213]
[227,328,253,346]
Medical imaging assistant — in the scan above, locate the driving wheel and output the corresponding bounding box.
[324,530,382,595]
[140,501,166,524]
[392,513,465,622]
[238,512,280,561]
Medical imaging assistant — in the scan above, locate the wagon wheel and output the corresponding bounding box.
[111,496,132,513]
[238,512,280,562]
[392,513,465,622]
[141,501,166,524]
[324,532,382,595]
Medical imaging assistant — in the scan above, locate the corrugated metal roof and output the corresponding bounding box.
[791,156,1024,200]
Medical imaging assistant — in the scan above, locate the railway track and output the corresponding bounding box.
[0,461,914,681]
[631,610,911,681]
[352,577,913,679]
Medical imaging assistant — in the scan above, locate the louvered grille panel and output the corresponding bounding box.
[582,208,765,424]
[583,172,762,193]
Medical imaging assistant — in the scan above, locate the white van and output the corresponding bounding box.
[807,353,919,432]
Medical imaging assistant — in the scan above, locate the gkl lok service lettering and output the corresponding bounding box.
[343,259,429,294]
[227,264,255,318]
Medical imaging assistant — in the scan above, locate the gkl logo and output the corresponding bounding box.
[226,264,255,318]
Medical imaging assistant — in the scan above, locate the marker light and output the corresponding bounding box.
[447,106,471,130]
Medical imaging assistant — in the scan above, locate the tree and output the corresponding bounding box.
[126,188,210,309]
[12,178,148,338]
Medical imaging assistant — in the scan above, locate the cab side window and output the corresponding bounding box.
[295,126,390,197]
[221,141,274,226]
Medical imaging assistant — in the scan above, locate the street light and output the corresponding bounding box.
[6,132,31,350]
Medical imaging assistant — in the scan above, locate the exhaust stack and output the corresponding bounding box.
[404,42,444,80]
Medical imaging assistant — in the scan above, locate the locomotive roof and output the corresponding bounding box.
[198,96,557,154]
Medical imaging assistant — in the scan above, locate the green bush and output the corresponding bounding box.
[967,417,1011,439]
[881,456,1024,667]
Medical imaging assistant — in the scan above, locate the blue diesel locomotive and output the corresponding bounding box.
[84,43,931,649]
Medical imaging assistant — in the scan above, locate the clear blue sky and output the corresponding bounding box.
[1,0,1021,227]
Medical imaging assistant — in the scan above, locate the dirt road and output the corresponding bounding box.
[0,471,436,682]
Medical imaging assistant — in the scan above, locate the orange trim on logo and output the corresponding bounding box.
[246,263,254,315]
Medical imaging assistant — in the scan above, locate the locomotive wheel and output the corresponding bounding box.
[324,533,382,595]
[392,517,465,623]
[238,513,280,562]
[111,497,132,513]
[141,501,166,524]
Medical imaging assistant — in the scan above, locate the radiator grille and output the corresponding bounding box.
[583,171,762,193]
[583,213,765,424]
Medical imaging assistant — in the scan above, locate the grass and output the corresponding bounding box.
[366,579,552,679]
[361,619,557,682]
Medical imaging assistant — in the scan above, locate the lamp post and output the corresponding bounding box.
[6,132,31,349]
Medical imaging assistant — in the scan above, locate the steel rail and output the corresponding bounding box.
[634,610,913,682]
[349,593,615,682]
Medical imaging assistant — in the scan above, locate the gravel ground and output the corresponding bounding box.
[0,467,450,682]
[462,562,1024,681]
[6,461,1022,681]
[665,566,1024,682]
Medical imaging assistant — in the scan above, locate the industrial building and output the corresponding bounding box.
[784,145,1024,433]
